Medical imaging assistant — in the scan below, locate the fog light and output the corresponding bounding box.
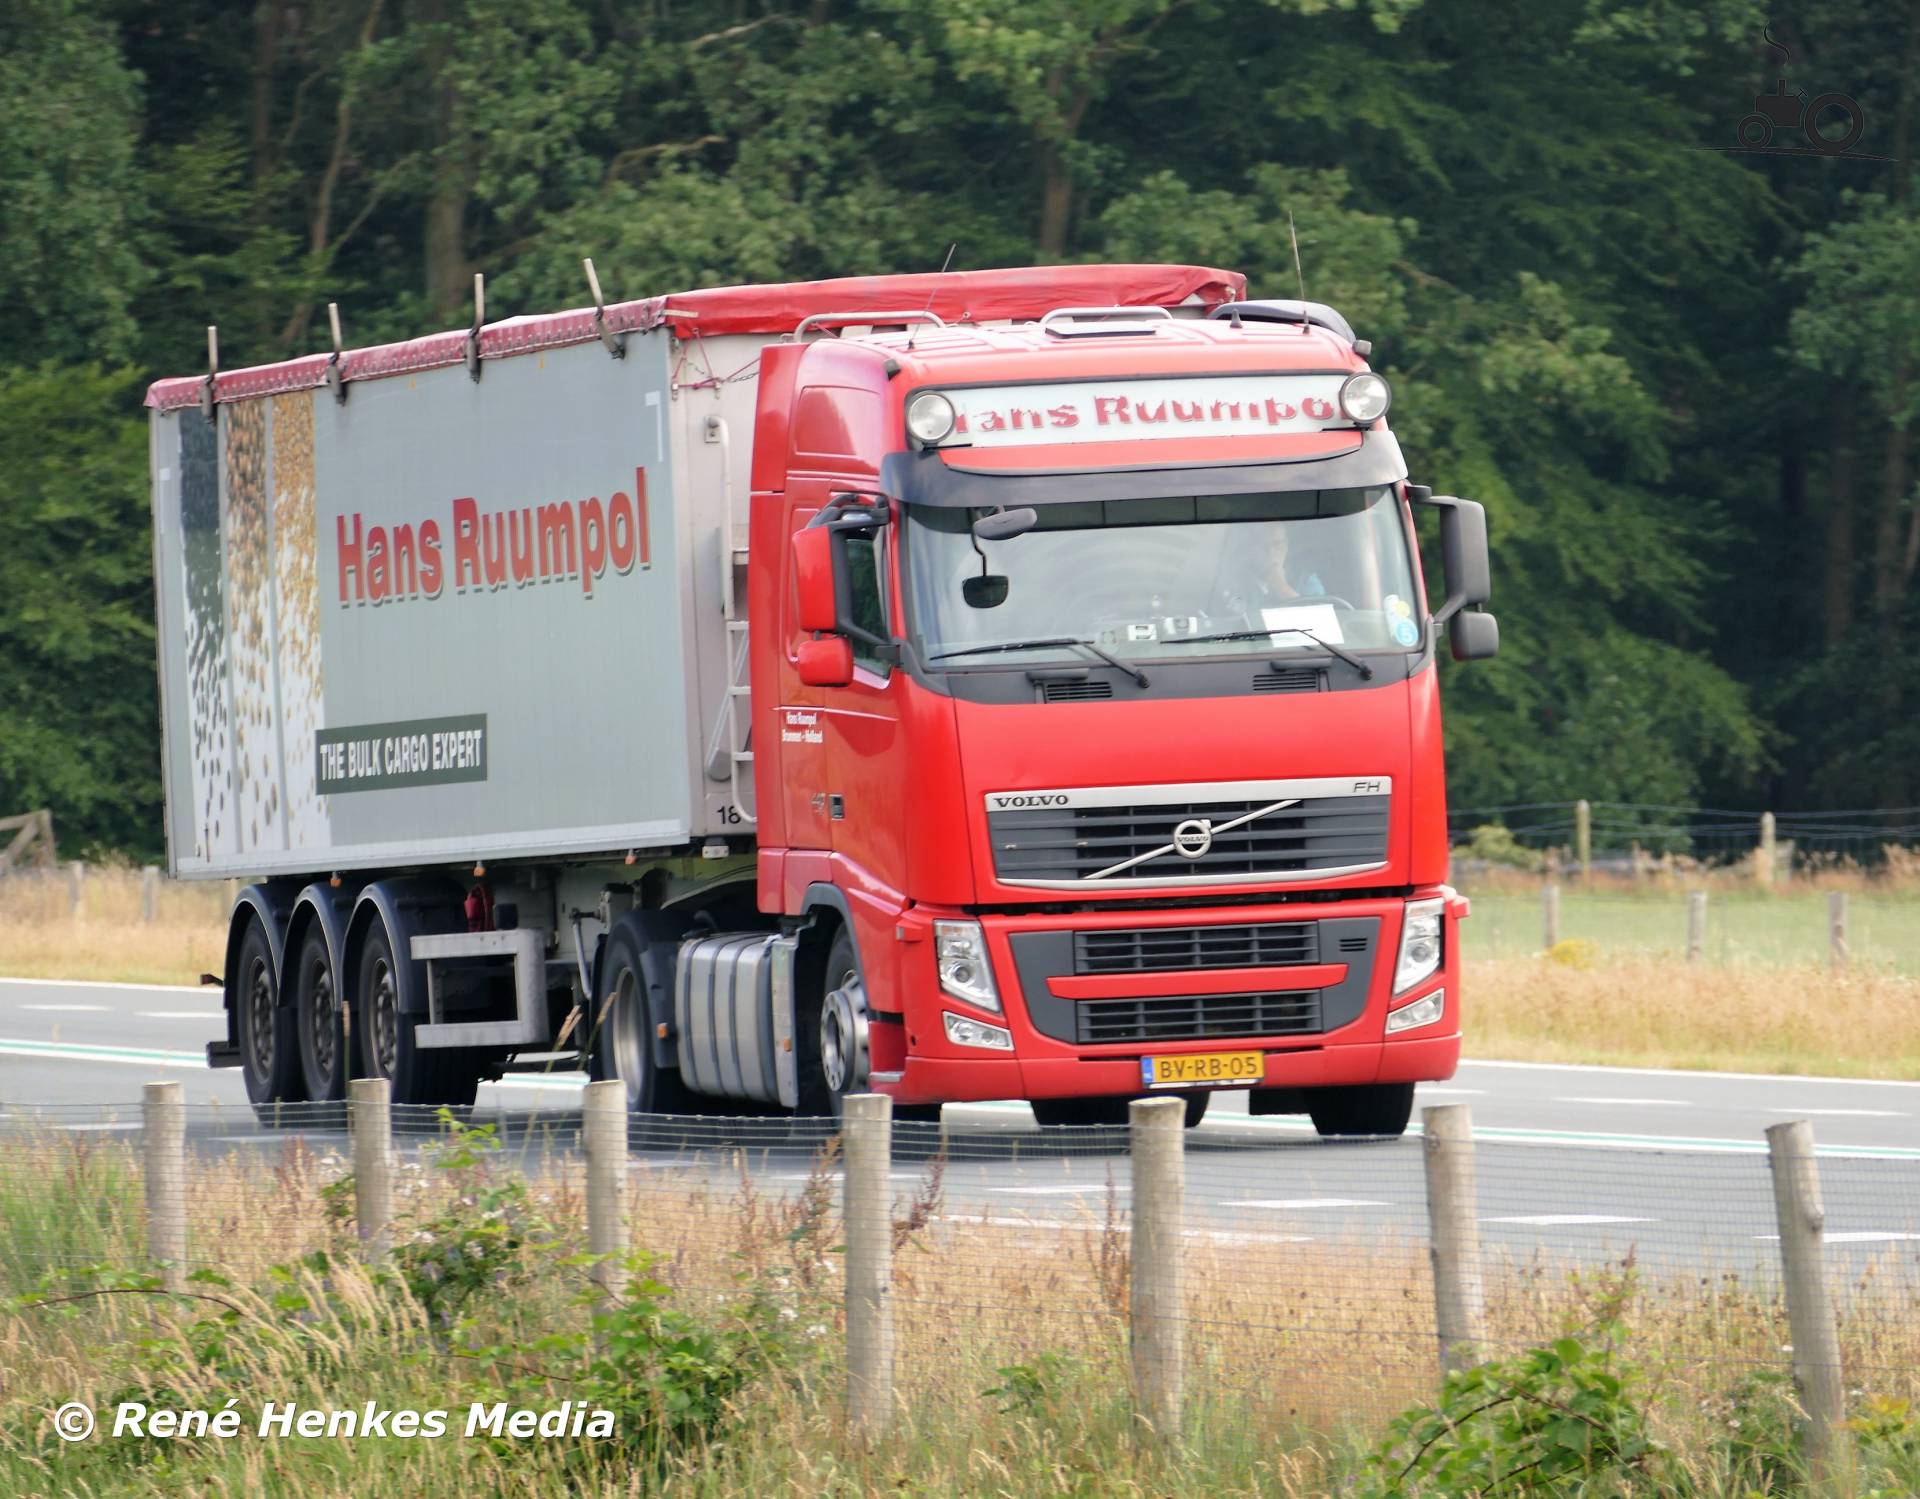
[1386,988,1444,1034]
[943,1011,1013,1050]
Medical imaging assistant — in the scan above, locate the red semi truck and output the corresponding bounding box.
[146,263,1497,1134]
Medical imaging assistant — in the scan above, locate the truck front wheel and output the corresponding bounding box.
[236,917,304,1119]
[1305,1082,1414,1139]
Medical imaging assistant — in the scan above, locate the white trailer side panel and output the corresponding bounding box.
[151,330,718,877]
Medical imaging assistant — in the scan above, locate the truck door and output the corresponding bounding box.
[822,522,905,883]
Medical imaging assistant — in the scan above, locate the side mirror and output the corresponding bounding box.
[793,525,838,633]
[796,635,854,687]
[1409,490,1491,624]
[1450,609,1499,662]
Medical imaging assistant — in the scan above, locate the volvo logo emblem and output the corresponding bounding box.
[1171,818,1214,860]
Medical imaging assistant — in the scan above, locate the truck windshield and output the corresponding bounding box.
[904,486,1422,668]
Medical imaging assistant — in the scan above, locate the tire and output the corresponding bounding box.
[588,916,693,1115]
[294,924,348,1104]
[1804,92,1863,154]
[1032,1093,1210,1128]
[235,917,304,1122]
[355,918,480,1111]
[1306,1082,1415,1139]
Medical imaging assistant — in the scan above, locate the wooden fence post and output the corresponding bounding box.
[843,1093,895,1445]
[1765,1120,1852,1491]
[143,1081,187,1294]
[1542,882,1560,949]
[349,1077,393,1262]
[1130,1095,1186,1444]
[1828,892,1849,970]
[1423,1104,1487,1377]
[1574,800,1592,881]
[583,1080,629,1303]
[1687,891,1707,964]
[1758,811,1777,887]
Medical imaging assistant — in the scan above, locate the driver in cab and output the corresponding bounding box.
[1216,525,1325,623]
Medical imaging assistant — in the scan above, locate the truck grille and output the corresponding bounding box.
[1074,921,1317,973]
[1074,990,1320,1045]
[989,793,1389,885]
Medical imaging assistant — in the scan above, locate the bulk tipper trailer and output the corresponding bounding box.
[146,263,1499,1134]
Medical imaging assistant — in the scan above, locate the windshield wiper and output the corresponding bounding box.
[929,637,1149,688]
[1166,627,1375,681]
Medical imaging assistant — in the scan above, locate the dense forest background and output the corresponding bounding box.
[3,0,1918,859]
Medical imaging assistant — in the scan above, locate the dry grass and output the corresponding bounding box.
[1466,953,1920,1078]
[0,865,226,985]
[1,1128,1916,1496]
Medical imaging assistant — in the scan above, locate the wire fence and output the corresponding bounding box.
[3,1088,1916,1446]
[1450,800,1920,871]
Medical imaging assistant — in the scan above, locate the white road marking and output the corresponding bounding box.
[1222,1197,1392,1210]
[1417,1087,1486,1095]
[1484,1214,1656,1227]
[1757,1232,1920,1244]
[1771,1107,1905,1118]
[19,1004,110,1013]
[770,1171,926,1182]
[139,1011,224,1019]
[58,1121,141,1132]
[1564,1097,1693,1107]
[991,1183,1128,1195]
[210,1135,276,1144]
[0,977,206,994]
[1463,1058,1920,1089]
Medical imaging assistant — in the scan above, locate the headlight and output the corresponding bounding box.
[1338,372,1391,424]
[934,919,1000,1012]
[1394,897,1444,993]
[906,391,957,445]
[1386,988,1445,1034]
[944,1011,1013,1050]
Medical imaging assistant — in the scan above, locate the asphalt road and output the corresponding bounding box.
[3,975,1917,1277]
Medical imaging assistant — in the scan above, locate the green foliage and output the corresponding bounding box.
[2,0,1917,850]
[983,1350,1092,1418]
[1361,1324,1671,1496]
[1457,823,1546,871]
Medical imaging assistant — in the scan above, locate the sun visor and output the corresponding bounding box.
[880,430,1406,508]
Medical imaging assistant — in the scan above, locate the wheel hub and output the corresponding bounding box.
[369,958,398,1077]
[820,976,870,1096]
[609,968,648,1108]
[309,965,335,1074]
[245,957,274,1074]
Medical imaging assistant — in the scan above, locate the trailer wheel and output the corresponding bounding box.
[355,919,481,1110]
[588,917,693,1115]
[1032,1094,1209,1128]
[1305,1082,1414,1139]
[294,925,347,1104]
[236,917,304,1120]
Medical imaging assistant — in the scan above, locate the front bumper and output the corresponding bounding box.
[881,888,1464,1105]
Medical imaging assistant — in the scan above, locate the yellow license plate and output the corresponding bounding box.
[1142,1051,1264,1089]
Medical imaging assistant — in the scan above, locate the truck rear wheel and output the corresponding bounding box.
[1306,1082,1414,1139]
[294,925,347,1105]
[1032,1093,1209,1128]
[236,917,304,1120]
[355,919,480,1110]
[588,916,693,1115]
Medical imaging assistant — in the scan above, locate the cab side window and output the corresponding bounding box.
[843,531,891,676]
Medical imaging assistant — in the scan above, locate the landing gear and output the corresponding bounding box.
[235,917,303,1121]
[354,918,480,1110]
[1305,1082,1414,1139]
